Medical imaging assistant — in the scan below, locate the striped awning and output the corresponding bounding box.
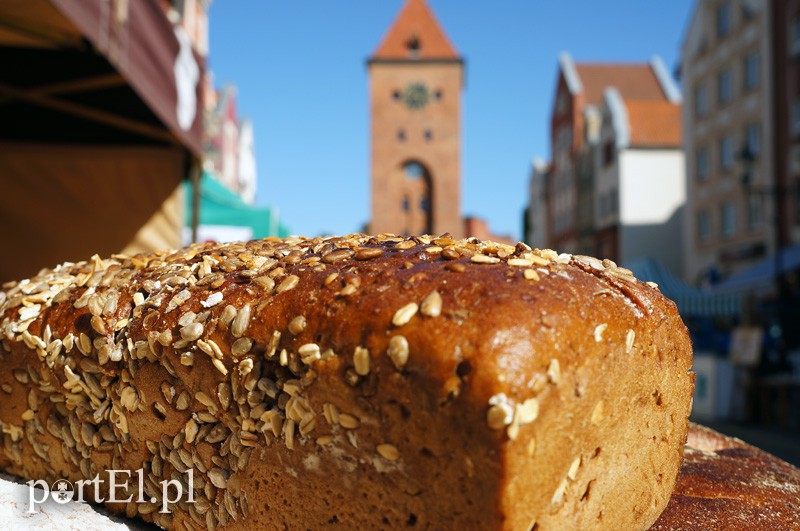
[712,245,800,295]
[626,258,741,318]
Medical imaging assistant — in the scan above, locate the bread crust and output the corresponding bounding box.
[652,423,800,530]
[0,235,693,529]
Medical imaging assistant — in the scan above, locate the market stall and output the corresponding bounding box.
[0,0,204,282]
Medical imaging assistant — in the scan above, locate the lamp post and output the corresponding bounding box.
[738,144,786,368]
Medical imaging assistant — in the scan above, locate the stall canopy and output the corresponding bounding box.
[184,173,291,244]
[0,0,204,282]
[627,258,742,317]
[711,245,800,295]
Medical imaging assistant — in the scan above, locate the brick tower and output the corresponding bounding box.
[367,0,464,237]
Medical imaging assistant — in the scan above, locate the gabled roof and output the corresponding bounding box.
[575,63,665,106]
[625,99,682,148]
[371,0,460,61]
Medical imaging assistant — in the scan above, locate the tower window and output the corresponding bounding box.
[397,129,406,142]
[434,90,442,100]
[424,129,433,142]
[402,196,410,212]
[420,196,429,212]
[406,36,420,58]
[392,90,401,101]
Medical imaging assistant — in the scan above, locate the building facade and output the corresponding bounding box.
[594,86,685,274]
[772,0,800,246]
[526,159,550,248]
[681,0,773,285]
[538,54,684,266]
[202,81,258,204]
[367,0,464,237]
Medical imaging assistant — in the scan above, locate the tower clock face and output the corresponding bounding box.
[402,83,430,109]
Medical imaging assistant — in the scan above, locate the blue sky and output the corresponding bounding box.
[208,1,695,240]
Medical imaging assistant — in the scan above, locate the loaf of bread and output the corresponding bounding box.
[653,423,800,530]
[0,234,694,529]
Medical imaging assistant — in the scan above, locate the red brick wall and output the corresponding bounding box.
[369,61,464,237]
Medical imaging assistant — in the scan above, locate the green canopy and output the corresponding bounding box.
[184,172,291,243]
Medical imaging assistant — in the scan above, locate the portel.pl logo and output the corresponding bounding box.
[27,468,194,514]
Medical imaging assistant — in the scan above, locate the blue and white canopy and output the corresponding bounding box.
[627,258,741,318]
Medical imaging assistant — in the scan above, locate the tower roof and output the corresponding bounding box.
[371,0,460,61]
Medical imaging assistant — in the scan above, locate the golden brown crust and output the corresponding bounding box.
[0,234,694,529]
[652,423,800,531]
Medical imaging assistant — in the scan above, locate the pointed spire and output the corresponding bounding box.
[371,0,460,61]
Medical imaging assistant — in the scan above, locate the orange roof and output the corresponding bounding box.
[371,0,460,60]
[625,99,682,148]
[574,64,665,106]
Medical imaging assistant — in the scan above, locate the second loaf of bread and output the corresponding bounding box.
[0,234,693,530]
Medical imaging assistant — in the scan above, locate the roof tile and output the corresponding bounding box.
[575,64,665,106]
[625,99,682,148]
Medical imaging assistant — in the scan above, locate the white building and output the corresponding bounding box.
[532,53,686,272]
[593,70,685,275]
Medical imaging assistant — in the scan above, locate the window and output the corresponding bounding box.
[424,129,433,142]
[697,210,711,244]
[559,126,573,150]
[609,189,618,214]
[420,196,429,212]
[720,136,734,171]
[402,196,410,212]
[793,100,800,138]
[791,18,800,56]
[392,90,401,101]
[696,147,710,180]
[433,89,442,101]
[717,3,731,38]
[745,123,760,157]
[795,179,800,224]
[695,84,709,117]
[556,92,567,114]
[721,203,736,239]
[603,141,615,167]
[599,195,608,217]
[744,53,759,90]
[397,129,406,142]
[747,195,763,230]
[717,69,732,105]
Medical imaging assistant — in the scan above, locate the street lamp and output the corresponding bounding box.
[738,143,785,368]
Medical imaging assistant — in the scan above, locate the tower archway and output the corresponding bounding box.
[400,160,433,235]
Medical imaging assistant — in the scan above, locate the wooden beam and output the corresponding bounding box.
[0,74,127,106]
[0,82,177,144]
[0,13,80,49]
[29,74,127,97]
